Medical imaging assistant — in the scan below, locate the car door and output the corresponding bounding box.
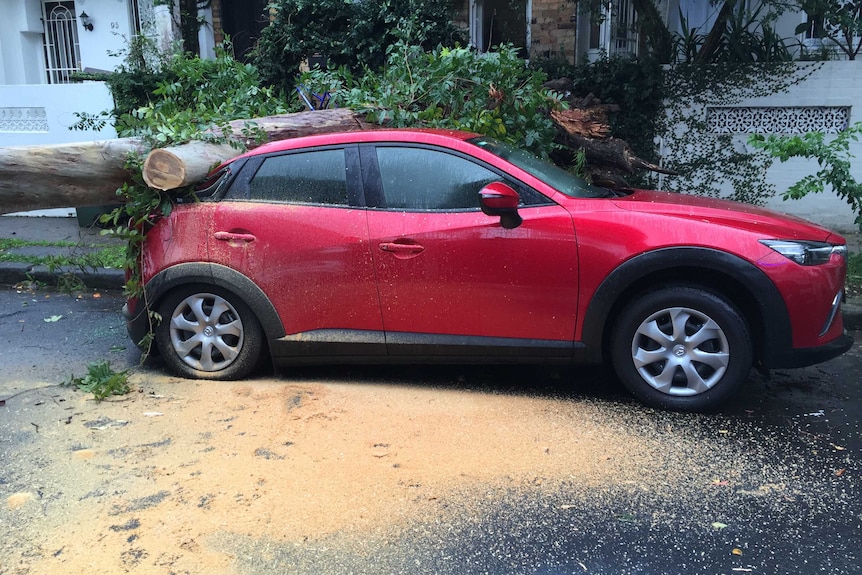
[363,143,579,358]
[209,145,385,355]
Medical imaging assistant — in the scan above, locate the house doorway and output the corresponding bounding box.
[470,0,529,56]
[219,0,268,61]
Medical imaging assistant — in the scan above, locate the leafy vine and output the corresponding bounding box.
[656,62,823,204]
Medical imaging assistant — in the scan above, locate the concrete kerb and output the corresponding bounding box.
[0,262,124,291]
[0,216,125,291]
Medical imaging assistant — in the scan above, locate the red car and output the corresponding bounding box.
[125,129,853,411]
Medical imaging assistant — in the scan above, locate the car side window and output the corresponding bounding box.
[374,146,554,210]
[376,147,497,211]
[246,149,348,205]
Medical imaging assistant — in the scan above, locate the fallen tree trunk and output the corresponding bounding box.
[0,139,146,215]
[558,132,674,177]
[0,105,670,215]
[0,108,368,214]
[215,108,368,147]
[143,141,239,190]
[142,108,369,190]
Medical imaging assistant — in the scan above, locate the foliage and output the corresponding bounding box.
[303,43,561,156]
[749,123,862,227]
[114,44,288,142]
[70,35,174,131]
[0,238,125,269]
[848,251,862,289]
[580,0,796,64]
[693,1,795,64]
[178,0,213,56]
[795,1,862,60]
[570,56,665,165]
[530,54,665,185]
[656,61,820,204]
[63,360,131,401]
[252,0,464,95]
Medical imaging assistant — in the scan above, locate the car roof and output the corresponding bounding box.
[234,128,482,160]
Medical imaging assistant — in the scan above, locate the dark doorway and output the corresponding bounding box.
[482,0,527,54]
[220,0,268,61]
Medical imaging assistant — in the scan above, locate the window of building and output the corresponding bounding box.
[42,1,81,84]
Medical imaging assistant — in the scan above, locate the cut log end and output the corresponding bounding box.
[142,149,185,190]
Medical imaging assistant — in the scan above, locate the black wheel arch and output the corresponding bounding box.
[580,247,792,368]
[143,262,286,344]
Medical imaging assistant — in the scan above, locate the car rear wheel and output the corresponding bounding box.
[610,287,752,412]
[155,285,263,380]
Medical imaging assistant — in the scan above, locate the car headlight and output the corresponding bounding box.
[760,240,847,266]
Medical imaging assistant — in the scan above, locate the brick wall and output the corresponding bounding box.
[530,0,576,62]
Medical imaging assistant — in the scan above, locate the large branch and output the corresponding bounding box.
[143,141,239,190]
[556,132,676,177]
[2,105,670,214]
[216,108,368,149]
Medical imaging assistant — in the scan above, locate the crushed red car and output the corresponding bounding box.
[125,129,853,411]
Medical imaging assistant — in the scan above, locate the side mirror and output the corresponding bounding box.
[479,182,522,229]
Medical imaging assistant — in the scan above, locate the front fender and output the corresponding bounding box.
[579,247,792,366]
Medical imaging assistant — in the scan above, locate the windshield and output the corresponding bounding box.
[468,137,614,199]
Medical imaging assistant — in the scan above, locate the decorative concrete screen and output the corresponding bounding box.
[707,106,851,134]
[0,108,49,133]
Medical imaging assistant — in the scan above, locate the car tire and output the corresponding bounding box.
[610,286,753,412]
[155,285,264,380]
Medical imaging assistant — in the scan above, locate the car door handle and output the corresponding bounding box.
[214,231,256,243]
[379,242,425,255]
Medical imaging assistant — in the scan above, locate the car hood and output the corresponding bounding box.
[612,189,839,242]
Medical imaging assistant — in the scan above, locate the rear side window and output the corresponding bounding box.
[247,149,348,205]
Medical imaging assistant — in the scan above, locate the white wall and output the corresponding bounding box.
[76,0,137,72]
[753,62,861,231]
[663,61,862,233]
[0,0,128,150]
[0,0,129,216]
[0,82,117,147]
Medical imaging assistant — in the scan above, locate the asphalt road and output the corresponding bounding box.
[0,287,139,398]
[1,287,860,574]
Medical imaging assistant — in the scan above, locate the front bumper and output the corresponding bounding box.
[123,299,151,350]
[766,332,854,369]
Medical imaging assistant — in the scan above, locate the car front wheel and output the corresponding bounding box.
[155,285,263,380]
[610,287,753,412]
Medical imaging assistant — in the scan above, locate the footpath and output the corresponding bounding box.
[0,215,860,328]
[0,215,124,291]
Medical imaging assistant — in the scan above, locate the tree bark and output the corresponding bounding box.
[213,107,369,150]
[143,108,370,190]
[556,132,675,178]
[0,139,145,215]
[0,106,670,214]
